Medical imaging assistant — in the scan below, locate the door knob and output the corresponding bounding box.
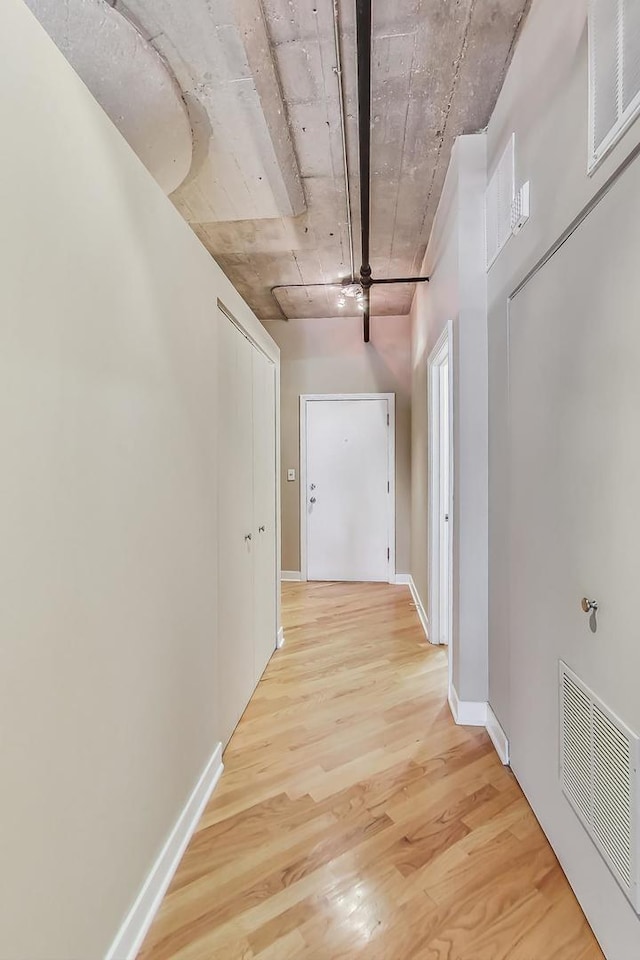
[581,597,598,613]
[310,497,316,504]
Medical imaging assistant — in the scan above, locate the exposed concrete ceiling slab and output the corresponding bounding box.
[197,0,531,320]
[29,0,530,321]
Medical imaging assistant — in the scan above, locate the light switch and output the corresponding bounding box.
[287,468,296,482]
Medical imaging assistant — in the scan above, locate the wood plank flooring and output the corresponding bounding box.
[139,582,604,960]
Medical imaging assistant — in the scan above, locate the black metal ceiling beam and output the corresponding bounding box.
[267,2,430,331]
[371,276,430,285]
[356,0,372,342]
[269,1,428,335]
[270,275,429,324]
[270,277,429,297]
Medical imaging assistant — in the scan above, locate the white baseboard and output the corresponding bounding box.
[448,683,487,727]
[105,743,224,960]
[448,687,511,765]
[404,576,430,642]
[394,573,411,585]
[486,704,510,765]
[281,571,302,581]
[277,626,285,649]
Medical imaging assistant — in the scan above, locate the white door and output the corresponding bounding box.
[217,312,255,746]
[428,331,452,647]
[304,397,392,582]
[507,155,640,948]
[252,349,277,682]
[439,357,451,645]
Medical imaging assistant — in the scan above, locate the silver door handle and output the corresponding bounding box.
[259,525,265,533]
[245,533,252,542]
[581,597,598,613]
[310,497,316,504]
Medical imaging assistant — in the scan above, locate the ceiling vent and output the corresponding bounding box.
[589,0,640,171]
[560,661,640,911]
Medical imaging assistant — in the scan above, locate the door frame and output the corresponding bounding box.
[299,393,396,584]
[428,324,454,648]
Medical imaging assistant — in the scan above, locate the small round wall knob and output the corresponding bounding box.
[310,497,317,504]
[581,597,598,613]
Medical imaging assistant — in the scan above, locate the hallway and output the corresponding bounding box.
[139,583,603,960]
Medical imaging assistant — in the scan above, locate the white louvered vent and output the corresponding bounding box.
[485,134,515,269]
[589,0,640,171]
[560,662,639,911]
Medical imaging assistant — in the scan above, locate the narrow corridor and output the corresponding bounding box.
[139,583,603,959]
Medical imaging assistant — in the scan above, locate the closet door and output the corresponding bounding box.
[217,312,255,746]
[507,156,640,950]
[252,349,277,681]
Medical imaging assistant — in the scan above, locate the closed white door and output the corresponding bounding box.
[252,349,277,682]
[304,397,391,582]
[428,331,452,648]
[217,313,255,746]
[439,357,450,645]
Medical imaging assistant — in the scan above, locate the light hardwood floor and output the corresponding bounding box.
[139,581,604,960]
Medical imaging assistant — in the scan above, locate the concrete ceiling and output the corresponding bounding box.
[29,0,530,321]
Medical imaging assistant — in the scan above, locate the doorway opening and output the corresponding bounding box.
[428,327,453,649]
[299,394,395,583]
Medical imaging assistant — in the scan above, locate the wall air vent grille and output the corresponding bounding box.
[560,662,639,911]
[589,0,640,171]
[485,133,515,269]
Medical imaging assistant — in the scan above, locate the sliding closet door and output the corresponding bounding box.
[252,349,277,681]
[217,312,255,746]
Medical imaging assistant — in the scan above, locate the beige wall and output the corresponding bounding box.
[0,2,276,956]
[411,135,488,702]
[267,314,412,575]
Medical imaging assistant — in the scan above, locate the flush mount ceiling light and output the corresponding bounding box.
[342,281,364,300]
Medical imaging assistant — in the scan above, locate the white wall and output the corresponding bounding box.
[267,314,412,576]
[486,0,640,955]
[0,2,277,956]
[411,134,488,703]
[486,0,640,733]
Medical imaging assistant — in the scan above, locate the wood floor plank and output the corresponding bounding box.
[138,581,605,960]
